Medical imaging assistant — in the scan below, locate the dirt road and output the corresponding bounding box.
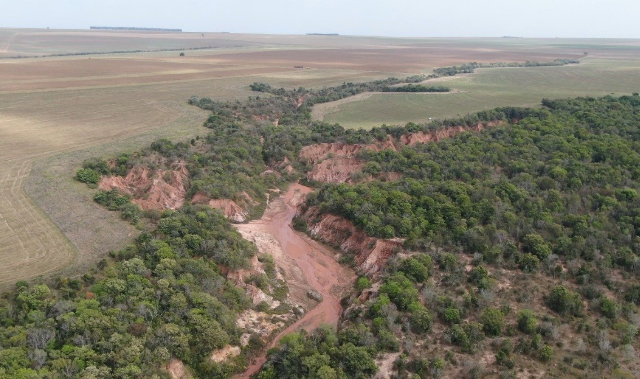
[235,183,355,378]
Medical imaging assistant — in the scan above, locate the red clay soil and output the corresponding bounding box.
[302,206,404,275]
[235,184,355,379]
[300,122,504,183]
[98,160,188,210]
[99,162,256,220]
[191,192,250,223]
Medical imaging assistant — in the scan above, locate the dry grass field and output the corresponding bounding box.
[316,56,640,128]
[1,28,638,288]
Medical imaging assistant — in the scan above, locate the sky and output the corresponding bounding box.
[0,0,639,38]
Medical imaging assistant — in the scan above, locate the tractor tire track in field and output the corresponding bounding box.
[0,88,201,289]
[0,161,75,288]
[1,32,20,53]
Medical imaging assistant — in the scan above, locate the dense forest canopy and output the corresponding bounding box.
[0,207,257,378]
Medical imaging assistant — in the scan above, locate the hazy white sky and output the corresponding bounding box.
[1,0,638,38]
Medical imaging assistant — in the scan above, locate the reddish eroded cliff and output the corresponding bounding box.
[301,206,404,275]
[299,122,504,184]
[399,121,498,145]
[98,161,256,221]
[191,192,258,223]
[98,160,189,210]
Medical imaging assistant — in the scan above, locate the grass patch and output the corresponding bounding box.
[319,58,640,129]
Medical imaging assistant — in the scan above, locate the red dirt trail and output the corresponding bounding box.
[235,183,355,378]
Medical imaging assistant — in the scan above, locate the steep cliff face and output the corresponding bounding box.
[98,161,259,222]
[191,192,257,223]
[398,122,497,145]
[299,122,504,184]
[301,206,403,274]
[98,160,189,210]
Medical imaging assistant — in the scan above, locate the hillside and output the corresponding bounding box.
[278,95,640,379]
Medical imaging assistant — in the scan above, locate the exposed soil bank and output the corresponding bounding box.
[98,160,189,210]
[300,121,504,183]
[302,206,404,275]
[235,183,355,378]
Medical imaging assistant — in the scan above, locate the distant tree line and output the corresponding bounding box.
[432,59,580,77]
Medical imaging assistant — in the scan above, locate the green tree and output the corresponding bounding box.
[443,308,461,325]
[480,308,505,337]
[522,234,552,260]
[75,168,101,185]
[517,309,538,334]
[336,343,377,378]
[518,253,540,272]
[547,286,583,316]
[410,306,433,334]
[600,297,620,319]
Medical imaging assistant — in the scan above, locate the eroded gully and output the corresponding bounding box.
[234,183,355,378]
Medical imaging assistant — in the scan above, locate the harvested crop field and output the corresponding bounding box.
[1,29,639,288]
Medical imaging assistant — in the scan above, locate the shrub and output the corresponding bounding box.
[546,286,583,316]
[75,168,100,184]
[94,189,130,211]
[625,285,640,305]
[480,308,505,337]
[539,345,554,362]
[355,277,372,291]
[377,329,399,352]
[517,309,538,334]
[450,325,470,351]
[496,344,514,368]
[469,265,489,288]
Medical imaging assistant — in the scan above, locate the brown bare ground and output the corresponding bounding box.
[209,47,584,73]
[0,65,296,93]
[192,193,250,223]
[235,184,355,378]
